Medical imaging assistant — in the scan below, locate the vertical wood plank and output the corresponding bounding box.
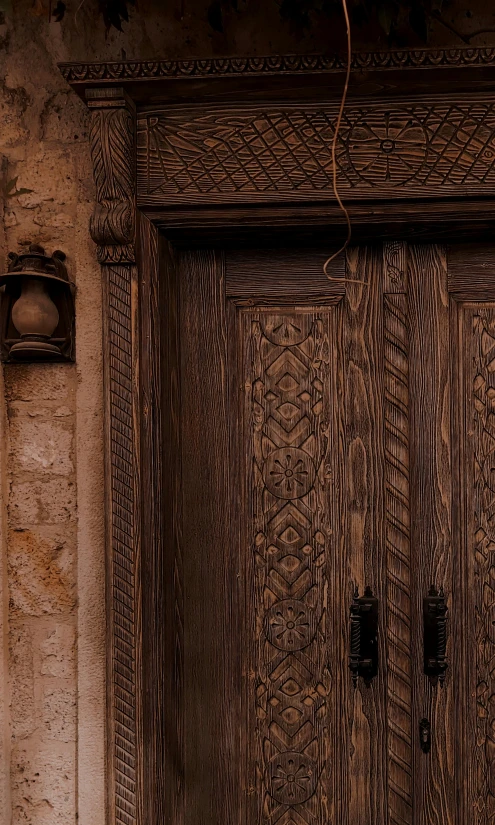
[344,246,388,825]
[408,244,454,825]
[180,250,240,825]
[139,217,184,825]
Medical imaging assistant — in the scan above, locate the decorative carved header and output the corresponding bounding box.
[137,98,495,206]
[60,47,495,83]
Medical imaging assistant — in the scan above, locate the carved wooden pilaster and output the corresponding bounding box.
[87,87,140,825]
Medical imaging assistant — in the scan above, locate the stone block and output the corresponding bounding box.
[9,621,35,741]
[4,364,73,403]
[8,417,73,475]
[38,623,76,679]
[11,743,75,825]
[41,685,76,743]
[9,478,76,525]
[8,528,75,616]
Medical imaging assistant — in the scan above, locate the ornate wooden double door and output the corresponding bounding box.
[168,239,495,825]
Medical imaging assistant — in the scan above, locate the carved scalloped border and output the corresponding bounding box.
[60,46,495,83]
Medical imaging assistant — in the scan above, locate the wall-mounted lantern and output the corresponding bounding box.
[0,244,75,362]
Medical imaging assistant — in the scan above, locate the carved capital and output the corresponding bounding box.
[87,88,136,264]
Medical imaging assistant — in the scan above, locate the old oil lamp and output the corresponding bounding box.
[0,243,74,361]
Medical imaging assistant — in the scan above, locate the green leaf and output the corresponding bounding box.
[409,4,428,42]
[5,177,18,193]
[207,0,223,32]
[11,187,34,196]
[377,0,398,37]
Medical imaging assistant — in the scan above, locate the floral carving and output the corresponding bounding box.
[248,312,330,825]
[264,599,317,651]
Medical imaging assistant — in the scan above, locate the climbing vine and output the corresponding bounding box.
[0,0,492,45]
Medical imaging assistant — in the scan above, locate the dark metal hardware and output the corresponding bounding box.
[423,585,448,686]
[419,718,431,753]
[349,586,378,687]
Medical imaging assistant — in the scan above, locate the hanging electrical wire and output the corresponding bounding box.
[323,0,367,286]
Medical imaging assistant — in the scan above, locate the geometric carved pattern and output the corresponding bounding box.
[248,312,331,825]
[137,102,495,203]
[384,294,412,825]
[473,311,495,823]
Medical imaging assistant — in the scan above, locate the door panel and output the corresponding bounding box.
[167,242,495,824]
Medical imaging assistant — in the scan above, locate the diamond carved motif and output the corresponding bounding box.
[248,312,330,825]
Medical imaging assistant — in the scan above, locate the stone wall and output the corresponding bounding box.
[1,1,495,823]
[0,8,105,821]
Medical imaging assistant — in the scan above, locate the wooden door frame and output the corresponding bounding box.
[61,49,495,825]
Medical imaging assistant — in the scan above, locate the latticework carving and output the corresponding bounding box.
[384,294,412,825]
[137,101,495,203]
[473,311,495,822]
[247,312,331,825]
[60,47,495,84]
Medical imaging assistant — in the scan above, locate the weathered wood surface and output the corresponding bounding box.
[408,245,454,825]
[179,250,241,824]
[342,247,388,825]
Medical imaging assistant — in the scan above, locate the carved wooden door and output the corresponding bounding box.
[167,239,495,825]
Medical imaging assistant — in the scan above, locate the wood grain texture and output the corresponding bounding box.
[226,249,344,303]
[147,199,495,245]
[384,291,412,825]
[244,309,333,825]
[179,250,241,825]
[138,216,184,825]
[448,245,495,301]
[408,245,454,825]
[343,246,388,825]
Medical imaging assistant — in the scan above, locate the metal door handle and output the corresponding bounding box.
[423,585,448,686]
[349,586,378,687]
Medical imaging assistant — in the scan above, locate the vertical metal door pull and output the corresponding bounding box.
[423,585,448,686]
[349,586,379,687]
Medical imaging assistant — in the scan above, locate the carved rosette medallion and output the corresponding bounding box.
[265,751,318,805]
[248,312,330,825]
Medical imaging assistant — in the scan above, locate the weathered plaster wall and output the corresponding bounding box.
[1,1,495,823]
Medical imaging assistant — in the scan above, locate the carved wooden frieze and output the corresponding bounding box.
[246,310,331,824]
[60,47,495,83]
[137,99,495,205]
